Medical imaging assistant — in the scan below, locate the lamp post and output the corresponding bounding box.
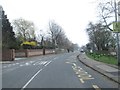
[114,0,120,66]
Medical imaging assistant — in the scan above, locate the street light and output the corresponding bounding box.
[114,0,120,66]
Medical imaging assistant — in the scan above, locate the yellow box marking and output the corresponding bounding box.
[78,75,81,78]
[65,62,70,64]
[92,85,101,90]
[72,63,77,67]
[80,79,84,83]
[82,77,94,80]
[75,72,79,74]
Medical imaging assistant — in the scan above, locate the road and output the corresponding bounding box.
[2,52,118,89]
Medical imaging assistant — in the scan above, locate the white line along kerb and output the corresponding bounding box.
[21,69,43,90]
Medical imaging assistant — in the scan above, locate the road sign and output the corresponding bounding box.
[113,22,120,33]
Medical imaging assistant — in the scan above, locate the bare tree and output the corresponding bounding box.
[12,18,36,41]
[48,20,63,48]
[48,20,73,52]
[97,0,116,31]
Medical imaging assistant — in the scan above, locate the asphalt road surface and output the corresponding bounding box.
[2,51,119,89]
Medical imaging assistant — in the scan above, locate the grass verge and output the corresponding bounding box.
[86,52,118,65]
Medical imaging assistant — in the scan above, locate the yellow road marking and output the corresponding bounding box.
[78,69,82,71]
[75,72,79,74]
[88,75,92,77]
[71,63,95,84]
[82,77,94,80]
[77,66,82,69]
[80,79,84,83]
[79,73,88,76]
[65,62,72,64]
[92,85,101,90]
[72,63,77,67]
[75,71,86,74]
[78,75,81,77]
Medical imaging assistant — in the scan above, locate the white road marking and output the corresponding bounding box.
[20,65,23,67]
[33,61,41,65]
[12,64,16,66]
[33,63,36,65]
[21,69,43,90]
[92,85,101,90]
[33,61,48,65]
[45,61,52,66]
[7,64,12,67]
[42,61,48,65]
[25,63,30,66]
[29,61,35,63]
[38,61,43,65]
[85,72,88,74]
[3,66,7,68]
[88,75,92,77]
[53,57,58,60]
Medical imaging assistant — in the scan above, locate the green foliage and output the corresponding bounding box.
[113,22,120,32]
[2,9,18,49]
[86,22,115,51]
[86,52,118,65]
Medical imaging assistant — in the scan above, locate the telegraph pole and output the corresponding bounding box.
[114,0,120,66]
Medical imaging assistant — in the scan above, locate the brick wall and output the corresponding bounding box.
[15,49,55,57]
[2,49,55,61]
[15,49,28,57]
[2,49,15,61]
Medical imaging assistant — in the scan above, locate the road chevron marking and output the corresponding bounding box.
[92,85,101,90]
[44,61,51,66]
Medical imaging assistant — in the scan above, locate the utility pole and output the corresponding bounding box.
[118,1,120,67]
[114,0,120,66]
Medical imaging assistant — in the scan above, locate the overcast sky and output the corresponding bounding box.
[1,0,98,47]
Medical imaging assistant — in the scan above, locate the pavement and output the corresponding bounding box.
[0,58,26,64]
[77,53,120,84]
